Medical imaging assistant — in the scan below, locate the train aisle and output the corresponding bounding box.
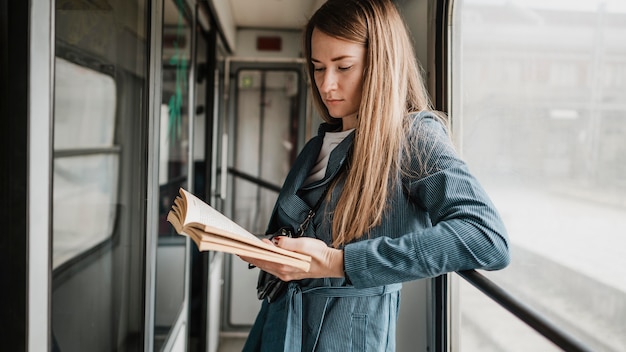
[217,336,247,352]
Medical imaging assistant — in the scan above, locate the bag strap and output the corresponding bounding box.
[296,157,349,236]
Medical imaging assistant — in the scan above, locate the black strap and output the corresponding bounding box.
[297,183,330,236]
[297,160,347,236]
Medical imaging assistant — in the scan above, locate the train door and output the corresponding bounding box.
[218,60,309,336]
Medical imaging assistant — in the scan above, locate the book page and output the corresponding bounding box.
[169,188,312,270]
[180,188,260,242]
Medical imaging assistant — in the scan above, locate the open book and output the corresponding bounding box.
[167,188,311,272]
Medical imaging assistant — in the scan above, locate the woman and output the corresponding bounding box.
[241,0,510,350]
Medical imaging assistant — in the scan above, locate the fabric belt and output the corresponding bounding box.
[284,282,402,351]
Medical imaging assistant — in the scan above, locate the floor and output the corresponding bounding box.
[217,335,247,352]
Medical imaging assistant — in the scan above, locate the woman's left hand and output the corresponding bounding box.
[239,236,345,282]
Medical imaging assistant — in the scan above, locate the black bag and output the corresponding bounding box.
[255,227,297,302]
[255,204,321,302]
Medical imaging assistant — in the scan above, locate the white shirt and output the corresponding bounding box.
[303,129,354,186]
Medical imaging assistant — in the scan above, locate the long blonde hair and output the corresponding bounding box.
[304,0,439,247]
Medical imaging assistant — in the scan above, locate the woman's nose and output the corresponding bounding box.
[319,71,338,93]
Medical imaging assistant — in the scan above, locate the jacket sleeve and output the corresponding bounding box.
[343,114,510,288]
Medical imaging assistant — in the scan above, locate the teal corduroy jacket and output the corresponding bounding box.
[244,111,510,352]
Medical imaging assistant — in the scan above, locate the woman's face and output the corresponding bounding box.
[311,28,366,130]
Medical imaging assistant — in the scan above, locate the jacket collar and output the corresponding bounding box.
[300,126,354,190]
[267,124,354,233]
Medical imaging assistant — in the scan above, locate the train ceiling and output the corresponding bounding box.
[229,0,325,29]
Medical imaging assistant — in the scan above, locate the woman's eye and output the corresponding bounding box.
[338,66,352,71]
[313,67,325,72]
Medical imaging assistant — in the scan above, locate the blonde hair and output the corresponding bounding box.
[305,0,441,247]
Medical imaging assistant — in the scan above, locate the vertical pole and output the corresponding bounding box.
[28,0,55,350]
[145,0,164,350]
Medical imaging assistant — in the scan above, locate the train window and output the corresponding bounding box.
[53,57,118,268]
[52,0,149,350]
[451,1,626,351]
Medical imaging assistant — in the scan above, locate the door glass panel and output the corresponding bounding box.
[233,69,300,234]
[228,69,301,326]
[451,1,626,351]
[52,0,148,350]
[189,23,212,349]
[154,0,191,348]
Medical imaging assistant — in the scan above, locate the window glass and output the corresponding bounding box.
[233,69,299,234]
[154,0,192,348]
[54,58,116,149]
[460,281,562,351]
[53,58,119,268]
[227,68,303,327]
[451,1,626,351]
[53,153,119,268]
[52,0,148,350]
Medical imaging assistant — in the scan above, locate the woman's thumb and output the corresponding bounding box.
[273,235,303,252]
